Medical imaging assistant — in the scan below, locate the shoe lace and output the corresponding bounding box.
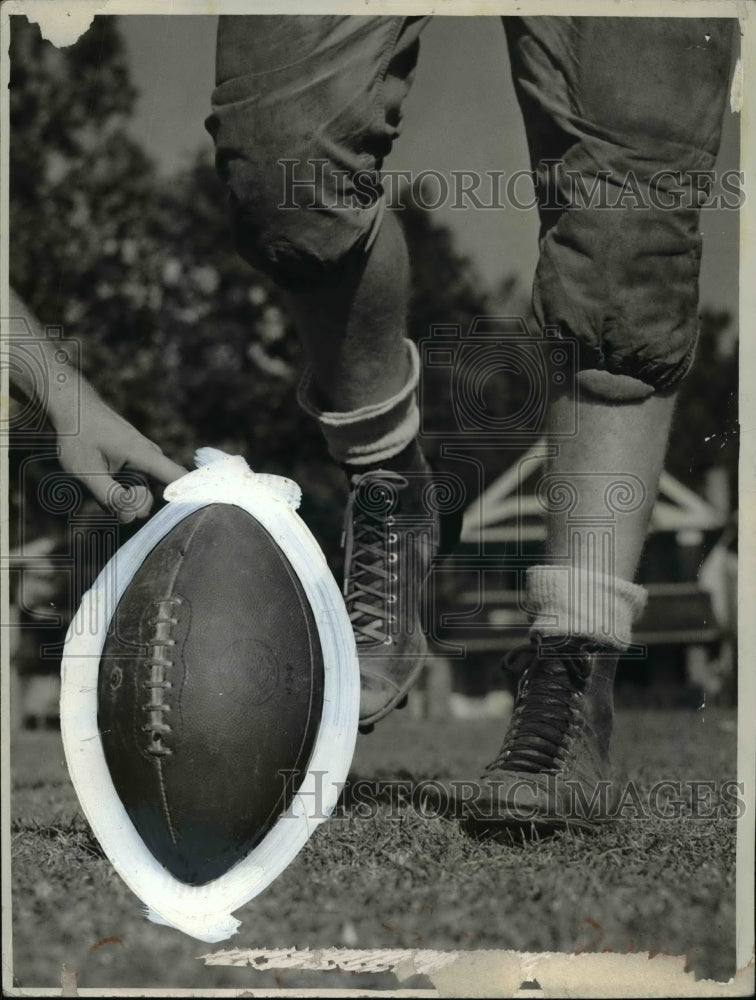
[486,641,593,774]
[342,471,406,645]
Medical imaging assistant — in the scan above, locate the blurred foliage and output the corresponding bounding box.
[6,15,498,578]
[8,14,739,616]
[667,309,739,510]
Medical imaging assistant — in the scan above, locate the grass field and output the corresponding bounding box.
[9,707,738,992]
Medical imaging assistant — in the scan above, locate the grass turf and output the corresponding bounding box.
[8,708,737,991]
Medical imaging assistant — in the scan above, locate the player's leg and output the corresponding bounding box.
[207,15,458,730]
[207,16,418,406]
[284,209,410,411]
[290,203,463,730]
[471,16,736,831]
[543,390,676,584]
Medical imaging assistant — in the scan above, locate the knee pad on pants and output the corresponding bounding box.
[206,14,419,287]
[534,193,703,403]
[509,16,735,403]
[216,151,385,286]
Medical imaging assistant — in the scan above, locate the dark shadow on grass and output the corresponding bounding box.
[338,777,604,849]
[11,815,106,860]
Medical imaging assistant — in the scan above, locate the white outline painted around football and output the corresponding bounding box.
[60,450,360,943]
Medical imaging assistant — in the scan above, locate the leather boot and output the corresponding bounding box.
[466,635,620,833]
[342,445,461,732]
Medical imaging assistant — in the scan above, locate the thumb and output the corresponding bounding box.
[78,473,153,523]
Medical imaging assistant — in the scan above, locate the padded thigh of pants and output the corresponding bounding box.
[505,17,736,400]
[206,15,428,284]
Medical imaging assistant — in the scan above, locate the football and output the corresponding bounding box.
[96,502,325,886]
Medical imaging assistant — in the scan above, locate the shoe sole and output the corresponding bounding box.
[358,656,425,733]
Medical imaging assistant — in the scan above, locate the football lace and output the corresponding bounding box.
[142,595,183,756]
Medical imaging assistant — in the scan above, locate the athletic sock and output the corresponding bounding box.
[297,338,421,468]
[525,564,647,650]
[342,438,428,477]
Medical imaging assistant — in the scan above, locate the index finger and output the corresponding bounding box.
[128,447,187,485]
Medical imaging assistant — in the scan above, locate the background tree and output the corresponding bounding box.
[7,15,499,576]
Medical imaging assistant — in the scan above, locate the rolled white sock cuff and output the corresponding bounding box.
[297,338,420,466]
[526,565,647,650]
